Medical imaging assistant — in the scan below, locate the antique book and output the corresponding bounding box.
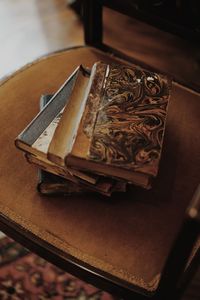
[16,61,171,193]
[47,65,93,166]
[28,94,120,196]
[38,170,127,196]
[28,151,119,196]
[15,66,98,185]
[65,61,171,188]
[37,170,90,196]
[15,67,79,157]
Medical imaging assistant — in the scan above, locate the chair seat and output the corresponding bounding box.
[0,46,199,296]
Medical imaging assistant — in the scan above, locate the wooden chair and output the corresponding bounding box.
[0,1,199,299]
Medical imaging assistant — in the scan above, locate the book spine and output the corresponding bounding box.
[81,62,109,149]
[66,62,108,161]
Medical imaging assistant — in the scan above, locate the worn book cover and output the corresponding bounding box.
[47,65,92,166]
[37,170,89,196]
[38,169,127,196]
[15,66,98,184]
[31,94,122,196]
[15,67,79,157]
[66,61,171,188]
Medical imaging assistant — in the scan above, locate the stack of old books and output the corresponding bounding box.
[15,61,171,196]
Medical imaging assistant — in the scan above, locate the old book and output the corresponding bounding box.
[47,65,94,166]
[28,94,119,196]
[37,170,90,196]
[27,152,118,196]
[15,67,79,156]
[26,152,78,184]
[65,61,171,188]
[15,66,98,185]
[38,170,127,196]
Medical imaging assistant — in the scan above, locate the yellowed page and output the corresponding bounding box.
[47,67,91,166]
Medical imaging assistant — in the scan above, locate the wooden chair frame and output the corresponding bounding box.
[82,1,200,299]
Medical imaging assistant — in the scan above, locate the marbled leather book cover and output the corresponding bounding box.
[83,62,171,177]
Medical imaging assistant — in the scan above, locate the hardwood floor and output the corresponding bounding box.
[0,0,83,79]
[0,0,199,299]
[1,0,199,88]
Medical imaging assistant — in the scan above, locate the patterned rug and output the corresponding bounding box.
[0,236,199,299]
[0,236,115,300]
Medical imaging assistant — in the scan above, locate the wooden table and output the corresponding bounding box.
[0,46,200,298]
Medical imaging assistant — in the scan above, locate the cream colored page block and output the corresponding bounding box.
[48,70,91,166]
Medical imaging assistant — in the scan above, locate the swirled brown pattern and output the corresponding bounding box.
[83,63,107,138]
[88,63,171,176]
